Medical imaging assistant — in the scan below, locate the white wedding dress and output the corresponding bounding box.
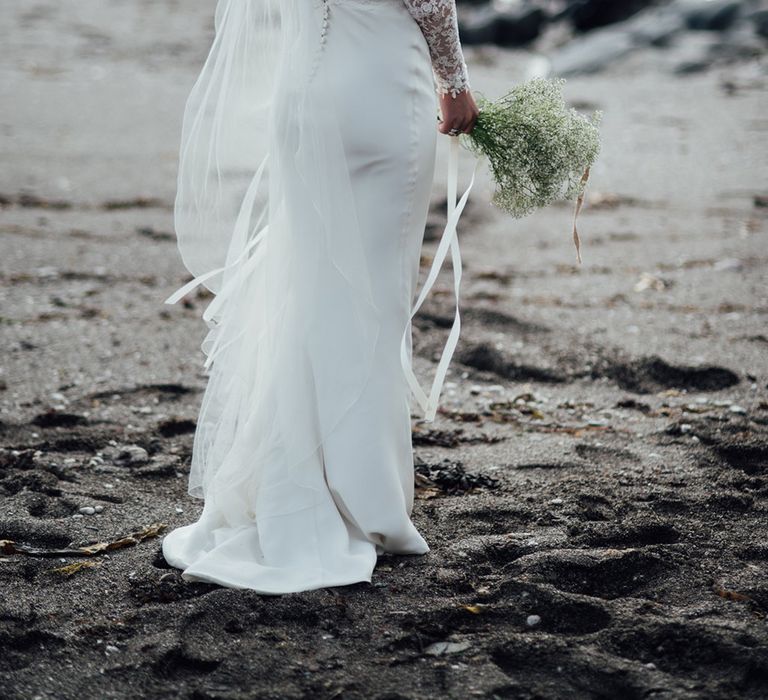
[161,0,471,593]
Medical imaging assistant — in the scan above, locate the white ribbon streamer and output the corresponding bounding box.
[163,153,270,308]
[399,135,479,422]
[165,136,479,420]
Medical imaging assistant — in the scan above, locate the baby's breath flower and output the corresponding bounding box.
[461,77,602,220]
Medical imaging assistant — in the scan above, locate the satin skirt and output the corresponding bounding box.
[161,0,438,593]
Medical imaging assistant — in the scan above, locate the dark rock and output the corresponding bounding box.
[551,1,694,76]
[496,4,547,46]
[459,3,499,45]
[102,444,150,466]
[550,0,765,77]
[459,2,546,47]
[567,0,656,32]
[751,9,768,39]
[682,0,743,31]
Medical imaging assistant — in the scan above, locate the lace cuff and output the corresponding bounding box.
[403,0,470,97]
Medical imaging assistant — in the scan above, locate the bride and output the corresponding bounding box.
[161,0,478,593]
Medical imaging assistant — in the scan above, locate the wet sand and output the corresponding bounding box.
[1,2,767,698]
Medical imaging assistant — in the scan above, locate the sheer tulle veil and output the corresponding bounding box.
[173,0,281,293]
[167,0,383,518]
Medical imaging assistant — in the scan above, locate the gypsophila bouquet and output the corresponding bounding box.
[461,77,602,262]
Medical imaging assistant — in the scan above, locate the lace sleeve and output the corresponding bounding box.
[402,0,470,98]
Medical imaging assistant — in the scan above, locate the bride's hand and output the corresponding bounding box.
[438,88,479,135]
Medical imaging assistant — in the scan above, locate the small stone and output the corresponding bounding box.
[79,506,96,515]
[548,498,563,505]
[728,405,746,414]
[105,645,120,655]
[526,614,541,627]
[72,513,84,519]
[424,641,471,656]
[94,505,104,513]
[103,444,149,466]
[119,445,149,465]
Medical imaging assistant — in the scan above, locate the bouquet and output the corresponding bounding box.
[460,77,602,263]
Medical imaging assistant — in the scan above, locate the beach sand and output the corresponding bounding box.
[1,1,767,697]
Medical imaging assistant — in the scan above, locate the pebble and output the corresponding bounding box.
[728,404,746,414]
[526,614,542,627]
[94,505,104,513]
[79,506,96,515]
[424,641,472,656]
[102,444,149,465]
[120,445,149,464]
